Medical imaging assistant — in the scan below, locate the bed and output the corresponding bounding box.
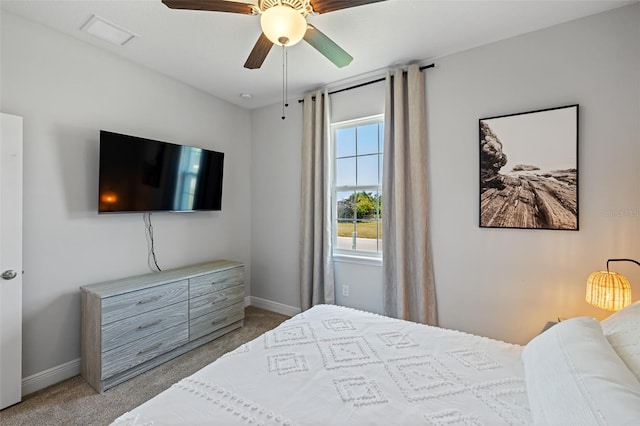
[112,302,640,425]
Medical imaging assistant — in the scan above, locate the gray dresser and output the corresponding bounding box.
[81,260,244,393]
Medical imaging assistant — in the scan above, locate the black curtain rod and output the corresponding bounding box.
[298,63,434,104]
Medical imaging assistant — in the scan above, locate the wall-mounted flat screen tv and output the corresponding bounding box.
[98,130,224,213]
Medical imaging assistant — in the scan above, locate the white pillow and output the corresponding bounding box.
[601,301,640,381]
[522,317,640,426]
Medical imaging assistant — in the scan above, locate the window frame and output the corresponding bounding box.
[331,114,384,260]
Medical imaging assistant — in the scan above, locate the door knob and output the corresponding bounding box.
[1,270,17,280]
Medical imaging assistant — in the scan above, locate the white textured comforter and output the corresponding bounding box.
[113,305,531,425]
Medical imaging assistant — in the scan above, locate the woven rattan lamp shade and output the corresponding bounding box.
[586,271,632,311]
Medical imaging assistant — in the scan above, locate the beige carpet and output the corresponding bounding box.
[0,306,290,426]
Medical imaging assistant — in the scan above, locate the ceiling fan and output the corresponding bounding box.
[161,0,387,69]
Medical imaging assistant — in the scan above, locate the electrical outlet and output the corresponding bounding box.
[342,285,349,297]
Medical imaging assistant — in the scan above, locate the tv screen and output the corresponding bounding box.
[98,131,224,213]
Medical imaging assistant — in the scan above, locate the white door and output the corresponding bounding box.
[0,113,23,409]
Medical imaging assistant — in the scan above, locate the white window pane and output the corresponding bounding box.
[353,192,382,253]
[352,220,380,252]
[372,191,382,218]
[357,124,379,155]
[355,191,378,219]
[379,154,383,185]
[357,155,379,186]
[336,221,356,250]
[378,122,385,153]
[336,190,356,220]
[376,190,382,252]
[336,157,356,186]
[336,128,355,158]
[336,190,357,251]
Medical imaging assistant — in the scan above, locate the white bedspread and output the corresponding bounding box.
[113,305,531,425]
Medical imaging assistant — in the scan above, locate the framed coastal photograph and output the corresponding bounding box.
[479,104,579,230]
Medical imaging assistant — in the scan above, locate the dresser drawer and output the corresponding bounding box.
[190,267,243,299]
[190,302,244,341]
[189,285,244,320]
[102,280,188,324]
[102,301,188,352]
[102,323,189,380]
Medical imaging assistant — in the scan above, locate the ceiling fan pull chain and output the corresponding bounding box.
[281,44,286,120]
[285,46,289,108]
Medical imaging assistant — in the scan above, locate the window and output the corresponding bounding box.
[332,115,384,258]
[174,146,202,210]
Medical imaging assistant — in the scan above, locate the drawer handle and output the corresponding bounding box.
[137,342,162,356]
[211,297,228,305]
[211,317,228,325]
[137,319,162,330]
[137,295,162,305]
[211,278,229,285]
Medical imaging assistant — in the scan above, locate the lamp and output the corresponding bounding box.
[586,258,639,311]
[260,4,307,46]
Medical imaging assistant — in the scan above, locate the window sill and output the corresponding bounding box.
[333,254,382,267]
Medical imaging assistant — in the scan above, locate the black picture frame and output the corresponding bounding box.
[479,104,579,230]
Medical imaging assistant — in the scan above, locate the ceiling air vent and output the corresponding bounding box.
[81,15,137,46]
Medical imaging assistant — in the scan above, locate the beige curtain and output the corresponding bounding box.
[300,89,335,310]
[382,64,437,325]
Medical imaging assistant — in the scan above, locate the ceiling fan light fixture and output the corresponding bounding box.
[260,5,307,46]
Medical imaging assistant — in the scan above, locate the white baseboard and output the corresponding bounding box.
[249,296,301,317]
[19,297,297,396]
[22,358,80,396]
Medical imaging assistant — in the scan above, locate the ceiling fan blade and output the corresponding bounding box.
[161,0,254,14]
[303,24,353,68]
[309,0,387,14]
[244,32,274,69]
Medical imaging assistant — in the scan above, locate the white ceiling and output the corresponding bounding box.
[1,0,635,109]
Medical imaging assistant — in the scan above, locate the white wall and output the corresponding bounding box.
[1,11,252,381]
[250,4,640,345]
[428,3,639,344]
[249,104,302,313]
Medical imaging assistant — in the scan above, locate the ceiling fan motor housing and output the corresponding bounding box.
[259,0,313,16]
